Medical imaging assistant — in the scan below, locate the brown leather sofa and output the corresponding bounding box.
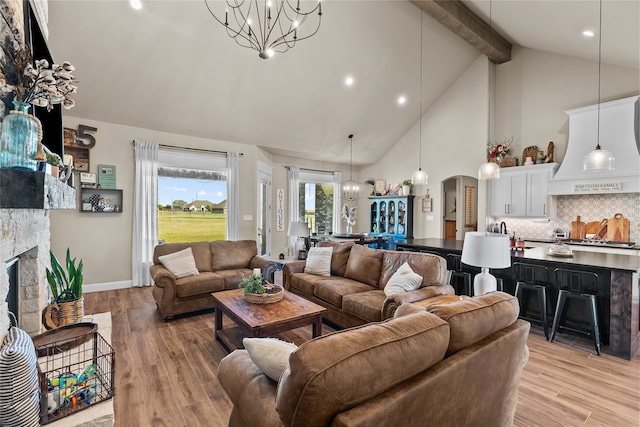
[150,240,276,320]
[218,292,530,427]
[283,242,455,328]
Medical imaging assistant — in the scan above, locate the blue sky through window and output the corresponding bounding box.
[158,177,226,207]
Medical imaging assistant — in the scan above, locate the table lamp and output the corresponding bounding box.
[288,221,310,259]
[461,232,511,295]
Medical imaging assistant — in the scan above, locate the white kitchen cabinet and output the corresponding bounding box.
[489,163,559,217]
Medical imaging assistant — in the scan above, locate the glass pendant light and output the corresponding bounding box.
[342,134,361,202]
[583,0,615,171]
[412,12,428,186]
[478,0,500,181]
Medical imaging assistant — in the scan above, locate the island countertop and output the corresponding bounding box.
[396,238,640,272]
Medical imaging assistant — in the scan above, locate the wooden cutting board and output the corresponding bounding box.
[584,219,608,238]
[607,213,630,242]
[571,215,585,239]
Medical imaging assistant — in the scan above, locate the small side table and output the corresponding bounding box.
[261,256,298,285]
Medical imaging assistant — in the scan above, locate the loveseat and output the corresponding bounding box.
[282,242,455,328]
[218,292,531,427]
[150,240,276,320]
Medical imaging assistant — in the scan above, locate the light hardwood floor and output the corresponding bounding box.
[84,287,640,427]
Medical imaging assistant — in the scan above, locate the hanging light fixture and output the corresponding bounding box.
[411,12,428,186]
[342,134,361,202]
[583,0,615,171]
[478,0,500,181]
[204,0,322,59]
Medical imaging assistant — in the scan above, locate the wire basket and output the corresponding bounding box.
[37,331,115,424]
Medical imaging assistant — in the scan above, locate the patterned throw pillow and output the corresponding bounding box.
[0,327,40,427]
[384,262,423,296]
[158,247,199,278]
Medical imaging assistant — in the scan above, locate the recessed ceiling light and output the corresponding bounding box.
[397,96,406,105]
[130,0,142,10]
[345,76,354,86]
[583,30,595,37]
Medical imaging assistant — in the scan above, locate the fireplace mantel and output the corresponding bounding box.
[0,169,76,210]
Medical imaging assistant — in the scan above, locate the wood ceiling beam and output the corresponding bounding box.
[410,0,512,64]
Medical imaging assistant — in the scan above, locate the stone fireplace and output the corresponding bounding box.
[0,169,75,342]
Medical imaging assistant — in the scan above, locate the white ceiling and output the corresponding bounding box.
[46,0,639,166]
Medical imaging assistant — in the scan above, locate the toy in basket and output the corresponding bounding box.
[240,268,284,304]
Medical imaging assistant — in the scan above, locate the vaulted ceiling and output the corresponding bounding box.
[46,1,639,166]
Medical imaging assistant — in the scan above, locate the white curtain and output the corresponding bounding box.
[287,166,300,250]
[333,171,343,234]
[132,140,158,287]
[226,152,239,240]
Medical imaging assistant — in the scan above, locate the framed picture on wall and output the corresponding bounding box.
[422,197,432,212]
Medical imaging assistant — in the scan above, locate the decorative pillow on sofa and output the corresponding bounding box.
[158,247,199,278]
[0,327,39,427]
[304,247,333,276]
[384,262,423,296]
[243,337,298,382]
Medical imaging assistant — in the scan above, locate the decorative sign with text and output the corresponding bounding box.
[573,182,621,192]
[276,189,285,231]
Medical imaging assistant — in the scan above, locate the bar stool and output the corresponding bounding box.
[513,262,552,339]
[549,269,601,356]
[446,254,473,296]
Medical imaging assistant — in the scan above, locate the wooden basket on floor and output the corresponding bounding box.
[243,285,284,304]
[42,297,85,330]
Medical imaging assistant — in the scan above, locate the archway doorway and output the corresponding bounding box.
[441,175,478,240]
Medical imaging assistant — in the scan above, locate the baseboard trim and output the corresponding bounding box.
[84,280,133,293]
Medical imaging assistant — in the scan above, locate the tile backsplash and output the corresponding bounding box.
[490,193,640,243]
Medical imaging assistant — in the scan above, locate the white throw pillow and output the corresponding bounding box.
[304,247,333,276]
[158,247,199,278]
[384,262,423,296]
[243,338,298,382]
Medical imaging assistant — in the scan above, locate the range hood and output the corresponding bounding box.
[547,96,640,195]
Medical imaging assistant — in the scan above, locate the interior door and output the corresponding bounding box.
[257,162,273,256]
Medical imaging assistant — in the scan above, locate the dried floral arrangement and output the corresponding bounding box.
[0,47,77,111]
[487,137,513,161]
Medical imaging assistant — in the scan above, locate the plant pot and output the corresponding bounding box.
[41,297,85,330]
[0,101,41,171]
[403,185,411,196]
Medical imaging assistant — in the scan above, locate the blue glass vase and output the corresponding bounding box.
[0,100,39,171]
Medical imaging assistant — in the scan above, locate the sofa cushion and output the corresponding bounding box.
[275,311,450,427]
[384,262,423,296]
[174,272,225,298]
[215,268,255,289]
[425,291,519,355]
[380,251,447,289]
[304,247,333,276]
[157,247,200,279]
[318,241,354,276]
[243,338,298,382]
[210,240,258,271]
[342,289,387,322]
[153,241,213,272]
[344,245,384,288]
[313,278,375,308]
[289,273,325,295]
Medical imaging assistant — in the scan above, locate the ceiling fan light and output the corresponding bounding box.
[583,147,615,171]
[478,162,500,180]
[411,169,428,185]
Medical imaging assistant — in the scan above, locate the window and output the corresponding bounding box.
[299,171,335,235]
[157,149,227,243]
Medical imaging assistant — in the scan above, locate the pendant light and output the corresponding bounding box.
[411,11,428,186]
[342,134,361,202]
[478,0,500,181]
[583,0,615,171]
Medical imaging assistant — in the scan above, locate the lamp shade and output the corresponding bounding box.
[287,221,309,238]
[583,147,615,171]
[478,162,500,180]
[461,232,511,269]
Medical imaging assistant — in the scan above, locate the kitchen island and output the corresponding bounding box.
[396,238,640,360]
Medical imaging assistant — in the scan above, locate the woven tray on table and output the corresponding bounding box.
[243,285,284,304]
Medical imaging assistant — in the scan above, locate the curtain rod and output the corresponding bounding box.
[131,141,243,156]
[285,166,336,174]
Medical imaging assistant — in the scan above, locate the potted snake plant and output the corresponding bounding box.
[43,248,84,329]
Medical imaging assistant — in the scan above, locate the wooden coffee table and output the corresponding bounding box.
[212,288,326,351]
